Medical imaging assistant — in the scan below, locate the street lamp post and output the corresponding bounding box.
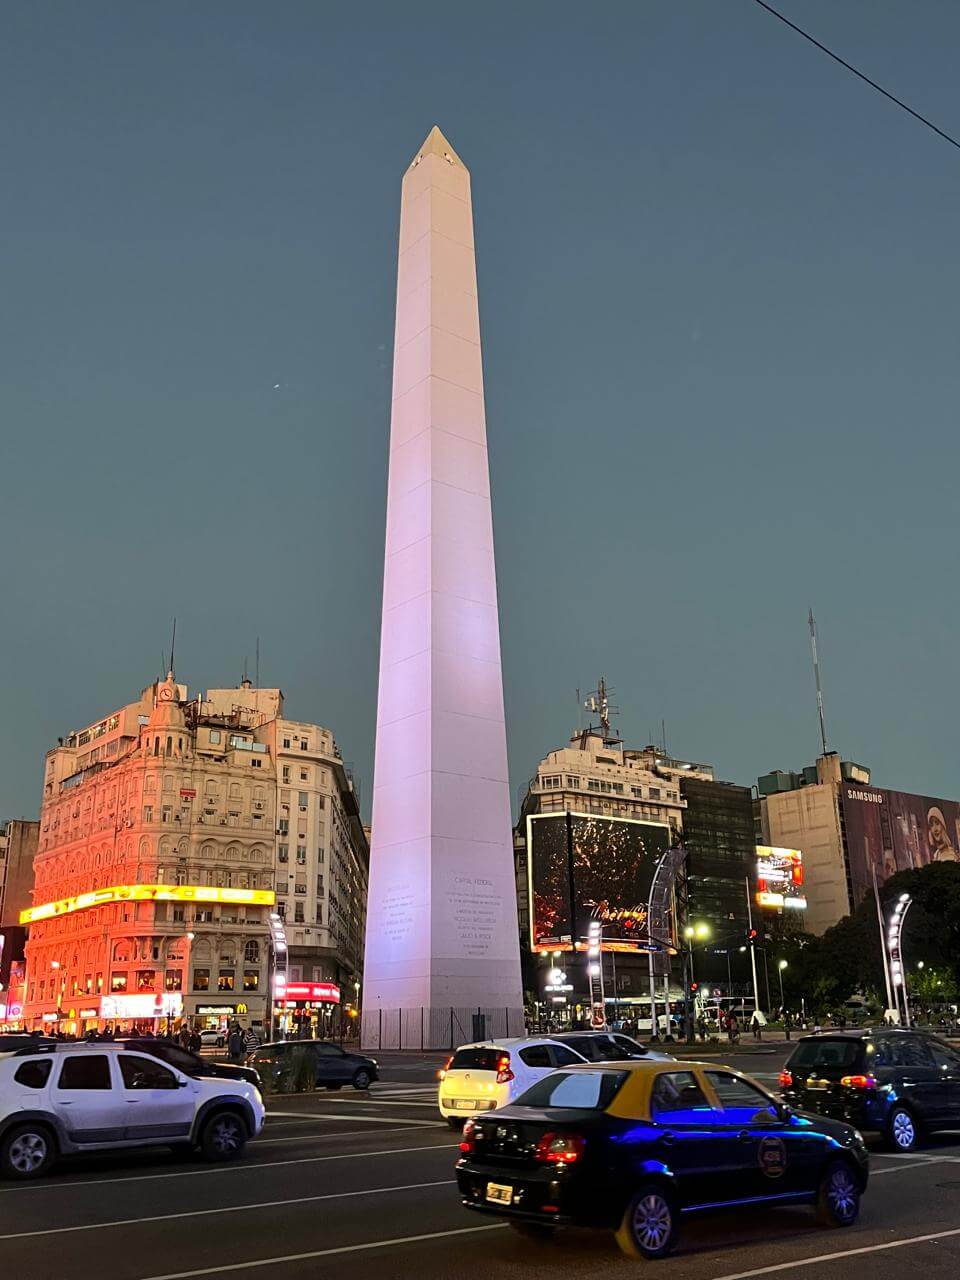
[682,922,710,1043]
[888,894,913,1027]
[777,959,788,1026]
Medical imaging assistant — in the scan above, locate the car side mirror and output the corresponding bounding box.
[177,1077,190,1088]
[777,1103,793,1121]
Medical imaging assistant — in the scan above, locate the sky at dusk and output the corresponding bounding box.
[3,1,959,820]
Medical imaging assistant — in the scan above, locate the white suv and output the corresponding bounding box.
[0,1043,265,1179]
[438,1037,590,1126]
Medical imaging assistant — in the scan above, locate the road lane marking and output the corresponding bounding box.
[0,1143,455,1192]
[257,1126,443,1145]
[269,1110,445,1127]
[137,1224,508,1279]
[711,1225,960,1280]
[0,1179,455,1240]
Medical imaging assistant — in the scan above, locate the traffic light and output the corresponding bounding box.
[746,928,758,945]
[689,981,699,995]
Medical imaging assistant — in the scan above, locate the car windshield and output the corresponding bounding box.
[560,1037,625,1063]
[789,1039,863,1072]
[450,1048,505,1072]
[514,1070,627,1110]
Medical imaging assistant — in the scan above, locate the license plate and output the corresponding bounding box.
[455,1100,476,1110]
[486,1182,513,1205]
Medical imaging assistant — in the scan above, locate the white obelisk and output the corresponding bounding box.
[362,127,524,1049]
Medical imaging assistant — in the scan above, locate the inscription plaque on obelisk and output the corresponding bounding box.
[361,127,524,1048]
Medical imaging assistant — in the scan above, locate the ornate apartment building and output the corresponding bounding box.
[22,674,278,1034]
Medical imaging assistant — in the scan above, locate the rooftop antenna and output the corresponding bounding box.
[255,637,260,688]
[584,676,619,741]
[242,655,249,684]
[169,617,177,678]
[808,608,829,756]
[661,718,667,755]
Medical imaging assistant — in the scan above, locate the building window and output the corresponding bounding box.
[218,969,235,991]
[300,739,308,750]
[296,845,306,864]
[193,968,210,991]
[165,971,183,991]
[317,847,324,863]
[196,909,214,923]
[143,806,153,823]
[278,844,289,862]
[282,766,290,783]
[276,901,286,918]
[278,819,289,835]
[649,787,661,800]
[243,970,259,992]
[209,730,221,745]
[277,880,287,894]
[96,973,103,991]
[243,940,259,964]
[110,973,127,992]
[300,769,308,781]
[282,738,291,749]
[298,792,308,809]
[294,903,304,923]
[136,970,156,991]
[251,758,262,768]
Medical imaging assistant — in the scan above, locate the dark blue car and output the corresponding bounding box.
[456,1060,869,1258]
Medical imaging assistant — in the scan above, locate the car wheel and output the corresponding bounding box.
[816,1160,861,1227]
[887,1106,918,1152]
[353,1069,372,1090]
[1,1124,56,1180]
[508,1220,556,1240]
[615,1185,679,1259]
[200,1111,247,1162]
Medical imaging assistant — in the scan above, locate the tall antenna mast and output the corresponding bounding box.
[255,637,260,687]
[808,608,828,756]
[169,617,177,678]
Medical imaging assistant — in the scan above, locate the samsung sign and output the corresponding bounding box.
[847,789,883,804]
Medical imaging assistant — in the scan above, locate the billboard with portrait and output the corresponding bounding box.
[527,812,671,952]
[840,783,960,906]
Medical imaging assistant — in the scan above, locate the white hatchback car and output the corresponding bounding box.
[438,1037,590,1126]
[0,1043,264,1179]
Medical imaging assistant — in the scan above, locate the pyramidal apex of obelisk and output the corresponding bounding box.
[361,128,524,1050]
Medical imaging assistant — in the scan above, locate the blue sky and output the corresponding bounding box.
[3,1,959,818]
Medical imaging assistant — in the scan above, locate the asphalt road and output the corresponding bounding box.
[2,1045,960,1280]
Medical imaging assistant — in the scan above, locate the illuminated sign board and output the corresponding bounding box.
[280,982,340,1004]
[756,847,805,911]
[528,812,670,953]
[101,993,183,1019]
[20,884,276,926]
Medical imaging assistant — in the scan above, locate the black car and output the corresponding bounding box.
[117,1039,262,1090]
[456,1061,868,1258]
[252,1040,378,1091]
[0,1034,55,1054]
[779,1028,960,1152]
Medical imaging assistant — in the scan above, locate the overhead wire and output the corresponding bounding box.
[752,0,960,152]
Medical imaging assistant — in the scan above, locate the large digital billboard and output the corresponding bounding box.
[527,812,671,952]
[840,784,960,906]
[756,846,806,911]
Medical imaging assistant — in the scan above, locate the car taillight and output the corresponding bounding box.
[438,1055,453,1081]
[534,1132,586,1165]
[495,1053,514,1084]
[841,1074,877,1090]
[778,1070,793,1089]
[458,1119,476,1155]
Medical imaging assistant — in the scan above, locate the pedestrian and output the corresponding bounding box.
[189,1028,201,1053]
[750,1012,763,1042]
[228,1023,244,1063]
[243,1024,260,1065]
[727,1012,739,1044]
[697,1013,707,1041]
[179,1024,192,1050]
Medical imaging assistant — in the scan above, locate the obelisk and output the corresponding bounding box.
[361,127,524,1049]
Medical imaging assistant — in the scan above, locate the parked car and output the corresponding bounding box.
[198,1029,225,1049]
[457,1060,869,1258]
[548,1032,675,1063]
[251,1040,378,1092]
[779,1028,960,1151]
[117,1038,261,1089]
[0,1042,264,1179]
[438,1037,591,1127]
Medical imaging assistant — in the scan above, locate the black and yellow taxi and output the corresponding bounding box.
[456,1059,869,1259]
